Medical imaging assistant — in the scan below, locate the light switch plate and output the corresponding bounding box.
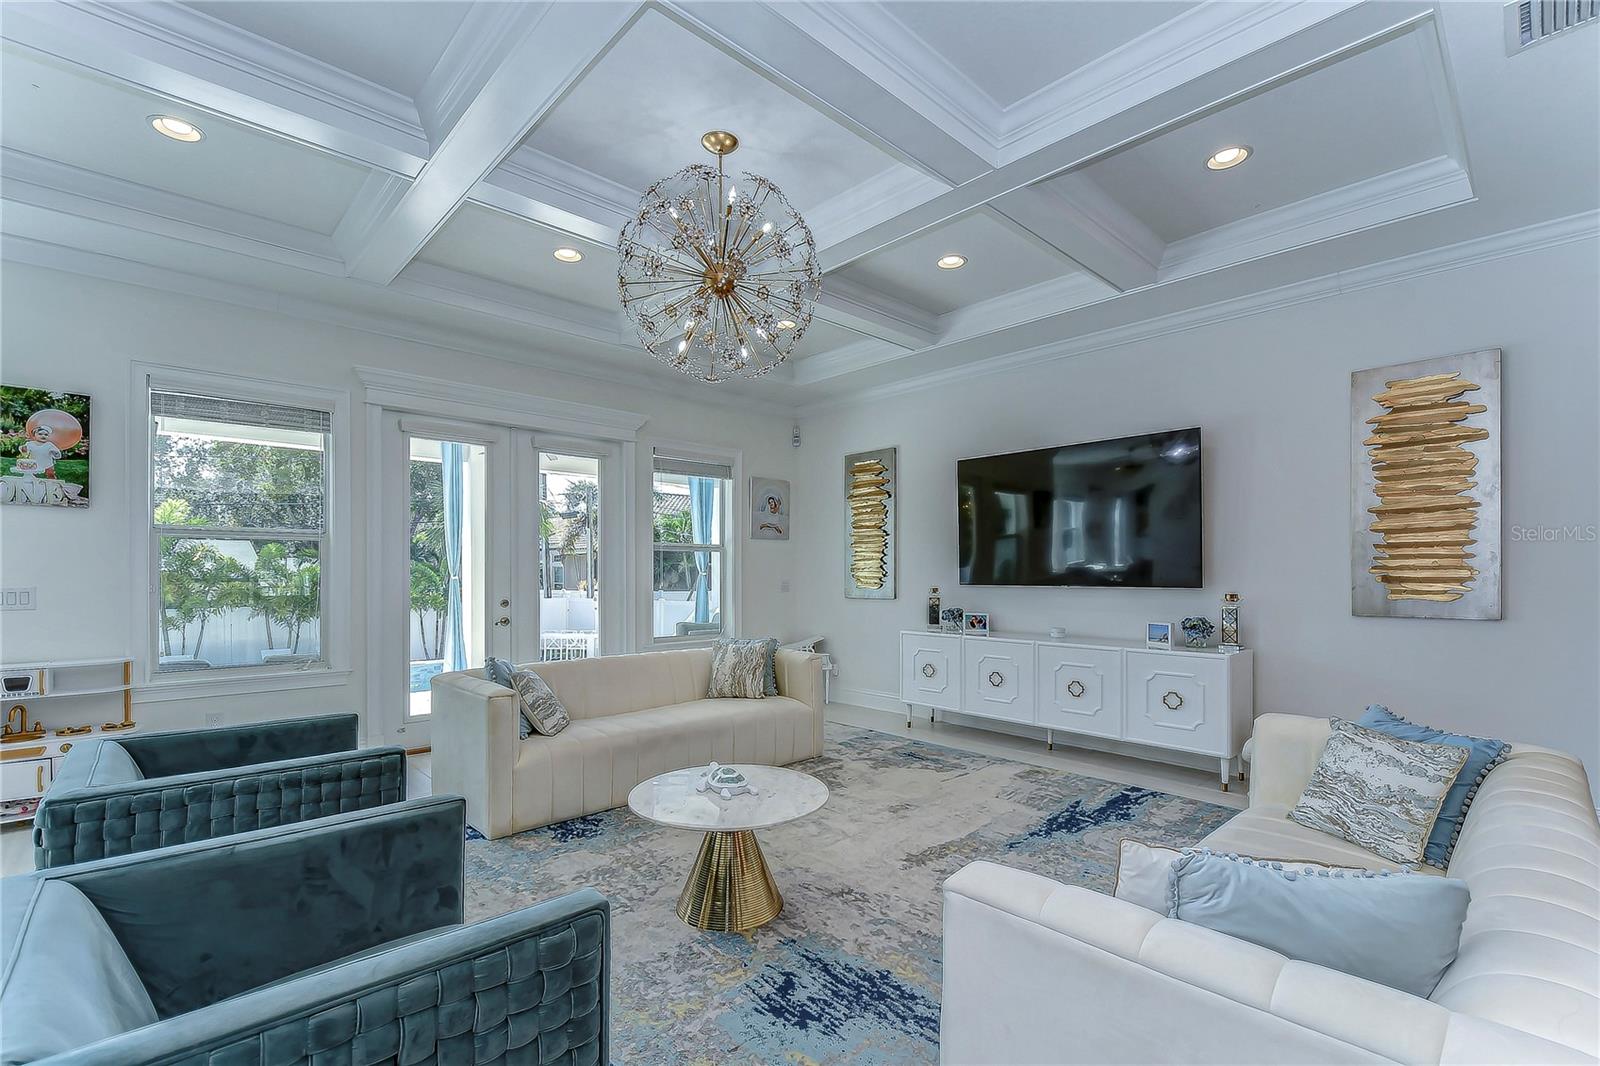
[0,587,37,611]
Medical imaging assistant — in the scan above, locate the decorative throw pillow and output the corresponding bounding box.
[484,657,532,739]
[1114,840,1374,914]
[1169,849,1470,998]
[708,639,769,699]
[509,668,570,737]
[0,880,159,1066]
[1357,705,1509,869]
[1289,719,1469,866]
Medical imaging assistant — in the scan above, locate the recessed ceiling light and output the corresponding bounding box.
[552,247,584,263]
[149,115,203,142]
[1205,145,1251,171]
[776,319,797,330]
[936,254,967,270]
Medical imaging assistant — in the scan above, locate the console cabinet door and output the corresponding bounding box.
[963,639,1036,724]
[900,633,962,711]
[1036,645,1123,739]
[1124,652,1229,755]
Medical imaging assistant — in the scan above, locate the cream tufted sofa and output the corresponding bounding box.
[941,713,1600,1064]
[429,648,824,838]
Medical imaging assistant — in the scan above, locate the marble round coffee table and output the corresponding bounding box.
[627,764,829,932]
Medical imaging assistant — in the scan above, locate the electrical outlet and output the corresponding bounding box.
[0,587,37,611]
[204,713,224,728]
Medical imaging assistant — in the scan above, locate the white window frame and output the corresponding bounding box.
[645,441,741,649]
[130,362,351,699]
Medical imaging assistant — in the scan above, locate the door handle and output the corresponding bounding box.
[36,765,45,793]
[494,617,511,627]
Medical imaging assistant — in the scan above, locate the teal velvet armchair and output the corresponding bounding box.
[33,713,405,869]
[0,796,610,1066]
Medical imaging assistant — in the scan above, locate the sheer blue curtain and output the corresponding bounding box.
[441,442,467,672]
[689,476,713,623]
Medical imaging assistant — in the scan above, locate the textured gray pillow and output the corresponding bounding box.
[708,639,769,699]
[510,669,570,736]
[484,657,532,739]
[1289,719,1469,865]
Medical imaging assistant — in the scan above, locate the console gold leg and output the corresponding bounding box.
[676,829,783,932]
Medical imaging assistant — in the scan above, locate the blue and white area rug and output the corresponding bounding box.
[464,724,1233,1064]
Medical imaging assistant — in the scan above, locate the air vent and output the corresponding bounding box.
[1506,0,1598,53]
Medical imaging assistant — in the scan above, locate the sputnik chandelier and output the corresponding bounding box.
[618,131,820,382]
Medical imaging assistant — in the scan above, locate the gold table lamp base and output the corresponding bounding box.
[676,829,783,932]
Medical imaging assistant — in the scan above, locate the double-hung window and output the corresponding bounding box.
[651,452,731,640]
[150,390,330,674]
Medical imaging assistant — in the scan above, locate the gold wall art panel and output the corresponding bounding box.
[1351,349,1501,620]
[845,447,896,599]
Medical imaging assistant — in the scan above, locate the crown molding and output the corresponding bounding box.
[2,1,429,173]
[798,210,1599,413]
[813,275,938,348]
[1159,155,1474,281]
[996,2,1356,161]
[391,261,623,345]
[414,2,550,145]
[354,366,648,439]
[808,166,951,250]
[938,272,1115,345]
[1,149,345,273]
[770,1,999,167]
[1,234,797,416]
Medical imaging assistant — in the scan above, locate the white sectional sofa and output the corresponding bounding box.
[430,647,824,838]
[941,713,1600,1064]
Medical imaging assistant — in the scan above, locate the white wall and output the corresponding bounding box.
[793,238,1600,787]
[0,263,797,736]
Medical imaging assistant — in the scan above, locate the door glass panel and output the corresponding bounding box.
[409,438,487,717]
[538,452,600,660]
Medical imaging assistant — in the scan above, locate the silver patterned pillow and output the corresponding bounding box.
[708,639,769,699]
[509,668,570,737]
[1289,719,1469,865]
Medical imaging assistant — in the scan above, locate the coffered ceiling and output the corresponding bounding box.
[1,0,1595,407]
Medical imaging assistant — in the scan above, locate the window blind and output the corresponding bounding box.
[653,453,732,480]
[152,391,331,433]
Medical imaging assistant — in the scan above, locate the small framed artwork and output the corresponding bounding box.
[939,607,965,633]
[1145,621,1175,650]
[964,611,990,635]
[750,477,790,540]
[1,385,91,508]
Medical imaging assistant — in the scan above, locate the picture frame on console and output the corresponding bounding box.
[964,611,989,635]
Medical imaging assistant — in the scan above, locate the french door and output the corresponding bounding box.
[372,412,626,747]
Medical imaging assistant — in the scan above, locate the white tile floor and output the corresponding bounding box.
[1,708,1243,878]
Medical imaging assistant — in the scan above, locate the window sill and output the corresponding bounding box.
[134,667,353,703]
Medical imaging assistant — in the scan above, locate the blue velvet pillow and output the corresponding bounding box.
[484,657,532,739]
[1357,705,1509,868]
[1169,849,1470,998]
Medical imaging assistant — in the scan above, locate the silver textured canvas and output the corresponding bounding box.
[1351,349,1501,619]
[1289,719,1469,865]
[845,446,896,599]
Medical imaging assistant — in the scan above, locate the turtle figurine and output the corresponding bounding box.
[694,762,759,799]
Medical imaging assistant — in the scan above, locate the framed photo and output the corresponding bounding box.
[964,611,989,635]
[1,385,90,508]
[750,477,790,540]
[939,607,964,633]
[1145,621,1174,650]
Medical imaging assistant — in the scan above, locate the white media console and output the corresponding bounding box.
[899,629,1253,789]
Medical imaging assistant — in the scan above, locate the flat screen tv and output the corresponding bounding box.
[957,428,1202,588]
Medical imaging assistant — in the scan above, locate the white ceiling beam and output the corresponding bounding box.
[468,148,633,249]
[338,2,643,285]
[0,1,430,175]
[996,180,1165,291]
[813,277,938,349]
[819,2,1433,275]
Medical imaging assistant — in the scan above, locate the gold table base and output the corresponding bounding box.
[676,829,783,932]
